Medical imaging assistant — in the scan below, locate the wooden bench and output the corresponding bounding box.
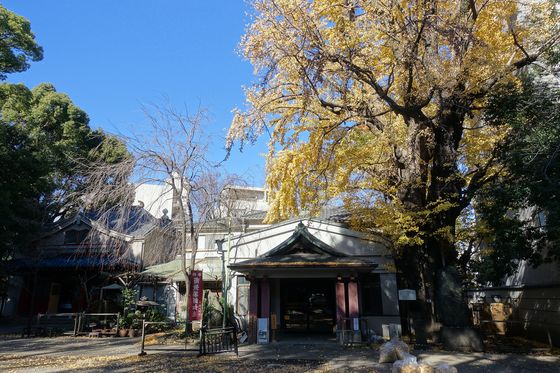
[22,313,78,338]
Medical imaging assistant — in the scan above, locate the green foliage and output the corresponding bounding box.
[218,296,235,326]
[0,6,130,269]
[144,307,166,323]
[473,73,560,284]
[121,287,137,315]
[0,121,45,263]
[118,313,134,329]
[0,82,130,266]
[143,307,170,332]
[202,291,221,328]
[0,5,43,80]
[119,288,144,329]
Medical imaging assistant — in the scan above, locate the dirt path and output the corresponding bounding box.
[1,337,559,372]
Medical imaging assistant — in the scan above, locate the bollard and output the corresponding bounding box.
[73,314,79,337]
[138,320,147,356]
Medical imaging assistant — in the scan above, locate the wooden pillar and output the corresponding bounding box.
[336,280,347,328]
[260,279,270,318]
[248,279,259,344]
[347,279,359,318]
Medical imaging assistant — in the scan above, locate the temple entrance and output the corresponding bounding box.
[280,278,336,334]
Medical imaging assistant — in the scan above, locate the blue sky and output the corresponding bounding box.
[3,0,267,186]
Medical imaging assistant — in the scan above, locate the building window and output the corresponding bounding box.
[64,229,88,244]
[236,276,250,316]
[360,274,383,316]
[197,236,206,250]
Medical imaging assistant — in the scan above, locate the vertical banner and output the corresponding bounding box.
[188,270,203,321]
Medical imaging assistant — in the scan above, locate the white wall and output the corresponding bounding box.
[134,183,174,219]
[228,219,390,263]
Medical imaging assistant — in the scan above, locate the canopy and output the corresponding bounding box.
[101,283,123,290]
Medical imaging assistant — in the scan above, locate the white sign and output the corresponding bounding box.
[353,318,359,331]
[398,289,416,301]
[257,318,269,344]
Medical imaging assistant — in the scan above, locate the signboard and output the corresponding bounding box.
[398,289,416,301]
[353,318,360,331]
[257,318,269,344]
[188,270,203,321]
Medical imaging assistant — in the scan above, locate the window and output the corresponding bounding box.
[236,276,250,316]
[360,274,383,316]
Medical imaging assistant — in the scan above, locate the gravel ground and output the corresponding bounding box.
[0,336,559,372]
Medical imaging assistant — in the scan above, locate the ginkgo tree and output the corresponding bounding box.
[228,0,559,329]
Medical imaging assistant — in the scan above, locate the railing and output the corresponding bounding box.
[75,313,120,337]
[22,313,80,337]
[138,320,177,356]
[199,326,238,356]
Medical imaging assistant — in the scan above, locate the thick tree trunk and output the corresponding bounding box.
[390,96,485,349]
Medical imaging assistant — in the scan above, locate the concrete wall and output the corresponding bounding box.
[504,258,560,287]
[362,316,402,336]
[134,183,173,219]
[380,273,400,316]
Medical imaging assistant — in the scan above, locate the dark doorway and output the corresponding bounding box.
[280,278,335,333]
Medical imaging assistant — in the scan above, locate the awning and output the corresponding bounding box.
[142,258,223,282]
[229,254,379,270]
[101,283,124,290]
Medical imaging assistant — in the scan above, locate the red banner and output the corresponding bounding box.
[188,270,203,321]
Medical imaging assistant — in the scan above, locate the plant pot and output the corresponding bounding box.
[128,328,138,338]
[119,329,128,337]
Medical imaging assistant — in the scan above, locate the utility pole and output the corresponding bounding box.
[216,239,227,328]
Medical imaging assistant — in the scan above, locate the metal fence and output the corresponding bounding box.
[336,317,370,346]
[468,291,560,347]
[21,312,121,338]
[22,313,80,337]
[199,326,238,356]
[138,320,179,356]
[76,313,120,337]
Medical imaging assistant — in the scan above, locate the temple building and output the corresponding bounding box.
[226,218,400,342]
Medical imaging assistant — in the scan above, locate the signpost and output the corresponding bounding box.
[188,270,203,321]
[398,289,417,341]
[398,289,416,301]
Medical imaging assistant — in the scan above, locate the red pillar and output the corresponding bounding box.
[347,280,359,318]
[248,279,259,344]
[336,280,347,328]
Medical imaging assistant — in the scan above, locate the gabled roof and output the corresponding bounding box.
[40,206,157,241]
[263,222,344,258]
[229,222,378,271]
[84,206,156,237]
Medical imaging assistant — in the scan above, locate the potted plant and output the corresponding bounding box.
[128,311,142,337]
[118,314,131,337]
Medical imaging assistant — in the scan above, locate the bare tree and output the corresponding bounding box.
[73,103,242,329]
